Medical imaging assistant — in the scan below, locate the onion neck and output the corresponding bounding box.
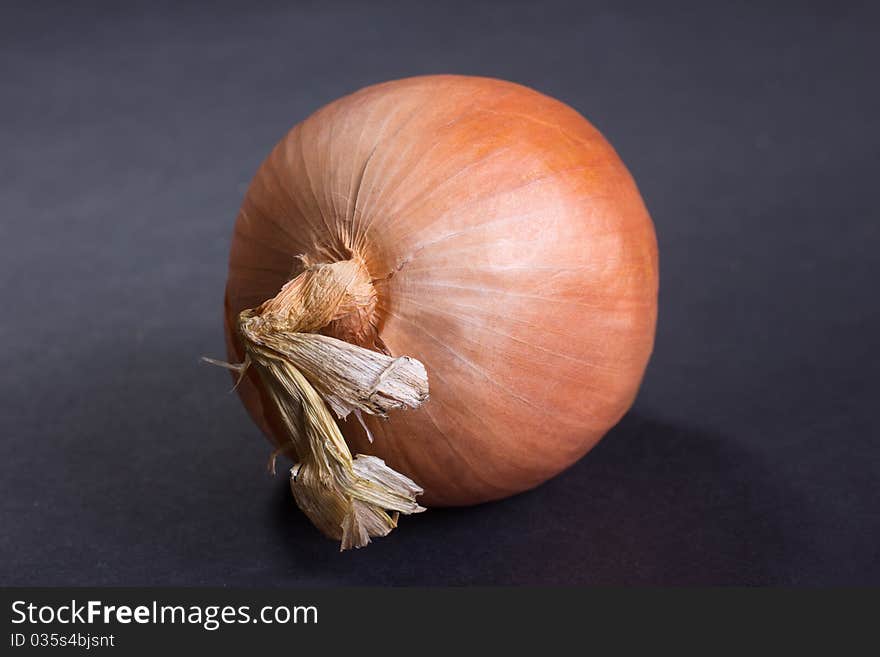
[233,256,429,550]
[254,256,381,347]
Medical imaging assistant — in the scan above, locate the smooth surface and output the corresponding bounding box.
[225,75,659,506]
[2,0,878,585]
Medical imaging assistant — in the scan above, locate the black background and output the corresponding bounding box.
[2,1,878,586]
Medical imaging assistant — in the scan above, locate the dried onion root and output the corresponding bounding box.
[208,256,428,550]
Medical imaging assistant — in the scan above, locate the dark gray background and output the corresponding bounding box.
[2,0,878,585]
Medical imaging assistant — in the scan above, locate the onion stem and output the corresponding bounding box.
[217,257,428,550]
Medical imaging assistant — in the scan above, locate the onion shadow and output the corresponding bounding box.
[268,412,804,585]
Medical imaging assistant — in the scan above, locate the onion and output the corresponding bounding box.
[217,75,658,549]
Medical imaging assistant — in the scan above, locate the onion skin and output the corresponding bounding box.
[224,75,658,507]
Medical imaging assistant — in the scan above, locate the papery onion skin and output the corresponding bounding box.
[224,75,658,507]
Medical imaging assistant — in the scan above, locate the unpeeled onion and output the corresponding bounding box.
[221,75,657,545]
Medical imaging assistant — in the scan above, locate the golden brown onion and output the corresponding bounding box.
[223,75,658,514]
